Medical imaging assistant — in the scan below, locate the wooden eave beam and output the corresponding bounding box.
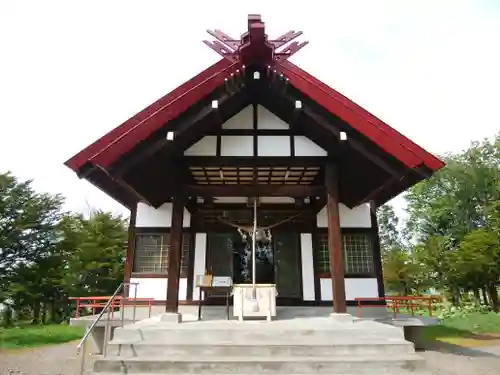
[185,184,324,197]
[111,90,241,177]
[184,197,199,215]
[124,157,191,207]
[96,165,155,206]
[183,156,328,167]
[302,109,402,177]
[311,194,327,214]
[115,176,156,207]
[266,82,403,177]
[77,162,157,207]
[196,202,311,212]
[85,168,137,209]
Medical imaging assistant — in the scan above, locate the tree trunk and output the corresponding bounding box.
[455,288,462,306]
[482,287,489,305]
[41,304,47,324]
[473,289,481,304]
[404,285,410,296]
[31,302,41,324]
[450,287,460,306]
[1,305,13,326]
[49,301,57,323]
[487,284,499,312]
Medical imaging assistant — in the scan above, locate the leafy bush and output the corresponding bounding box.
[436,301,491,319]
[0,305,13,327]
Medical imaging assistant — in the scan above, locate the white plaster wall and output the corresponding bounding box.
[192,233,207,301]
[319,278,378,301]
[257,105,289,130]
[184,134,331,157]
[184,136,217,156]
[214,197,248,203]
[222,105,253,129]
[294,136,327,157]
[136,202,191,228]
[128,277,188,301]
[317,203,371,228]
[258,136,291,156]
[221,136,254,156]
[260,197,295,204]
[300,233,315,301]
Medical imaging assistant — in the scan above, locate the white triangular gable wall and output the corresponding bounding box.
[222,105,253,129]
[257,105,289,130]
[184,105,326,157]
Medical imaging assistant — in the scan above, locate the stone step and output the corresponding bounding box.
[106,341,415,358]
[113,326,404,344]
[92,370,433,375]
[93,355,427,374]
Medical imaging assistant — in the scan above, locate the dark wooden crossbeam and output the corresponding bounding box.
[264,83,403,178]
[111,91,239,177]
[112,175,155,207]
[184,156,328,167]
[302,109,402,177]
[185,184,324,197]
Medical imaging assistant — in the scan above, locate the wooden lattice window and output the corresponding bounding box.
[343,234,374,274]
[316,234,330,275]
[315,232,374,275]
[133,233,190,277]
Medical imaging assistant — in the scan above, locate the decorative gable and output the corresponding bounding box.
[184,105,325,157]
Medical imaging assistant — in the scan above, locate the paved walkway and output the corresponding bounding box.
[1,340,500,375]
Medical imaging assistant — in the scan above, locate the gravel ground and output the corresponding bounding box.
[0,340,98,375]
[1,341,500,375]
[419,343,500,375]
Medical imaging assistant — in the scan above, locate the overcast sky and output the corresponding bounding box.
[1,0,499,219]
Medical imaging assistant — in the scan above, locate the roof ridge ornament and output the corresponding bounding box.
[203,14,308,66]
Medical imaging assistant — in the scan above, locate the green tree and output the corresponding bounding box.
[382,247,429,296]
[1,171,129,325]
[0,172,64,319]
[0,172,64,274]
[453,223,500,311]
[61,211,128,300]
[377,204,430,295]
[404,134,500,305]
[377,204,402,253]
[406,135,500,242]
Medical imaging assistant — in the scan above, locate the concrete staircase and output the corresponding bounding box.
[91,315,432,375]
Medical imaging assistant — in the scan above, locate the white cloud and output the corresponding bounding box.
[0,0,498,218]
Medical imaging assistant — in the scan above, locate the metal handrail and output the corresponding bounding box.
[76,281,139,375]
[76,282,124,352]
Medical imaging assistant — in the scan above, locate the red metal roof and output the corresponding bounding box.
[65,15,444,176]
[65,58,240,171]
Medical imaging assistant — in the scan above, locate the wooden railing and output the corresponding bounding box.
[355,296,440,319]
[69,295,153,319]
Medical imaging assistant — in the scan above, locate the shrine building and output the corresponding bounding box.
[64,15,445,315]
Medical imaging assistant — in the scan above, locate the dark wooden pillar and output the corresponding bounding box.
[123,203,137,296]
[325,163,347,313]
[370,201,386,299]
[166,198,184,313]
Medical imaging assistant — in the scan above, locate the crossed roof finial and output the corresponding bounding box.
[203,14,309,66]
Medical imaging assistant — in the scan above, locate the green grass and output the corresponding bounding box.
[0,324,85,350]
[383,305,500,346]
[421,312,500,346]
[438,312,500,333]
